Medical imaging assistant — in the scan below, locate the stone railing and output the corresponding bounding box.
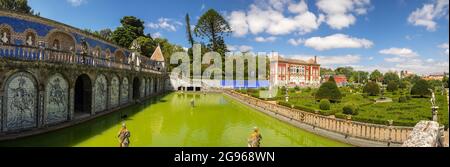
[0,44,162,74]
[225,90,414,144]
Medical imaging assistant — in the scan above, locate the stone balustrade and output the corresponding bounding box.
[0,44,165,74]
[225,90,414,145]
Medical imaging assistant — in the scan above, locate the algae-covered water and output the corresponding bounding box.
[0,93,349,147]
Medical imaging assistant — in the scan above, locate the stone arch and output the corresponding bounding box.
[45,73,69,125]
[153,77,158,94]
[46,29,76,52]
[110,75,120,108]
[23,28,38,47]
[120,77,129,104]
[94,74,107,113]
[74,74,92,117]
[3,71,38,131]
[0,24,14,45]
[132,77,140,100]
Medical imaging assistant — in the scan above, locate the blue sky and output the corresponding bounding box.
[28,0,449,75]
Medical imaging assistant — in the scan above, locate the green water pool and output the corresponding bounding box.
[0,93,350,147]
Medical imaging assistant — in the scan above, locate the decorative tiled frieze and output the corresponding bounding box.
[4,72,37,132]
[94,74,107,113]
[45,74,69,125]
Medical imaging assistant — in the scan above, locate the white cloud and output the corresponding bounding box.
[228,0,323,37]
[438,43,449,56]
[227,45,253,52]
[146,18,182,32]
[239,45,254,52]
[67,0,86,7]
[316,0,371,30]
[368,56,374,60]
[152,32,162,38]
[379,48,419,58]
[288,38,303,46]
[408,0,449,31]
[255,36,277,42]
[229,11,248,37]
[384,57,404,63]
[395,58,449,75]
[201,4,206,11]
[303,33,373,51]
[289,54,361,65]
[426,58,435,63]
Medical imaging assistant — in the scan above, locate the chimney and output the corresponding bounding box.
[314,56,317,64]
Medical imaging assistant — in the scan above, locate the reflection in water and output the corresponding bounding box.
[0,93,349,147]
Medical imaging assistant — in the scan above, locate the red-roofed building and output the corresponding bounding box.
[323,75,348,87]
[270,55,321,87]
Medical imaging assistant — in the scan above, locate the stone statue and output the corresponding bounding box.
[130,39,141,51]
[26,35,33,46]
[1,31,9,44]
[81,38,88,54]
[429,88,436,107]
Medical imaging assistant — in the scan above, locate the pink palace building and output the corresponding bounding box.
[270,55,321,87]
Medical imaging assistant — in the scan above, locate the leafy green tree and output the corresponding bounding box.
[335,67,354,79]
[351,71,369,83]
[315,76,342,102]
[370,70,383,82]
[111,16,145,48]
[399,80,410,89]
[363,81,380,96]
[194,9,231,55]
[410,79,431,97]
[443,75,449,88]
[428,79,443,90]
[98,29,113,41]
[153,38,185,71]
[320,68,335,76]
[403,74,422,85]
[1,0,33,14]
[134,36,155,57]
[383,72,400,85]
[386,80,399,92]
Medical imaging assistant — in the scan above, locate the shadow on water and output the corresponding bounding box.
[0,94,170,147]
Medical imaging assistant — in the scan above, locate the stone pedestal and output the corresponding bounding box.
[403,121,441,147]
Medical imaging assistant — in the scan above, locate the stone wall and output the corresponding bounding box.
[0,11,169,137]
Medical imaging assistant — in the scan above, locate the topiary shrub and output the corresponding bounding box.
[363,81,380,96]
[342,103,359,115]
[411,79,431,97]
[398,96,407,103]
[315,77,342,102]
[362,93,369,98]
[319,99,331,110]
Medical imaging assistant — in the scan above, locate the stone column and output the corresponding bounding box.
[37,91,44,128]
[107,79,112,110]
[91,80,96,116]
[388,120,393,147]
[69,88,74,120]
[0,94,3,133]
